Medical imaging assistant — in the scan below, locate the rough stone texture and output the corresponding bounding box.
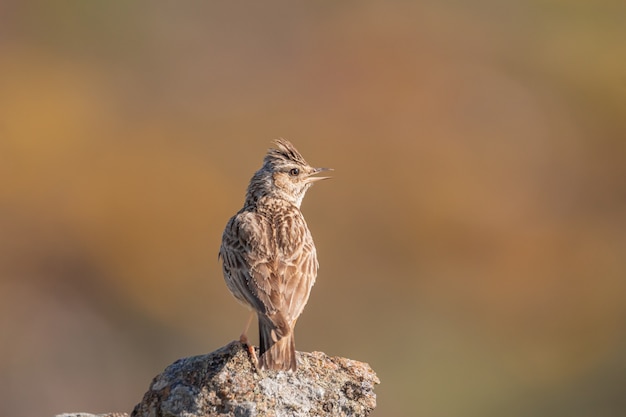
[131,341,379,417]
[56,413,128,417]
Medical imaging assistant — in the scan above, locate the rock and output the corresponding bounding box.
[56,414,129,417]
[131,341,379,417]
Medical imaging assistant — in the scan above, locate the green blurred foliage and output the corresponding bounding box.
[1,1,625,416]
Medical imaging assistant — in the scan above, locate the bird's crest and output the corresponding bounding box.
[265,138,309,168]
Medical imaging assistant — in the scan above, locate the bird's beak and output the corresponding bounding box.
[307,167,333,183]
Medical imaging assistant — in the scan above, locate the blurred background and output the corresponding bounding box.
[1,1,626,416]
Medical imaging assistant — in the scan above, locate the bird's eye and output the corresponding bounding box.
[289,168,300,176]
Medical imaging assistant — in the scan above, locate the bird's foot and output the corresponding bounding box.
[239,333,260,371]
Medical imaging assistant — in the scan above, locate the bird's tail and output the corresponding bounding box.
[259,316,296,371]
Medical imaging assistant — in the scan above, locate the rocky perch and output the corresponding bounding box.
[129,340,378,417]
[56,342,379,417]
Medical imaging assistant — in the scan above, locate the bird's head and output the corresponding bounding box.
[247,139,332,207]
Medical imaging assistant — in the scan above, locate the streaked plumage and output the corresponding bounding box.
[219,139,330,371]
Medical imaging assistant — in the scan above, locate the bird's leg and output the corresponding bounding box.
[239,311,254,344]
[239,312,259,369]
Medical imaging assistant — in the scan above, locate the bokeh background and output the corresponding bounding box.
[2,1,626,416]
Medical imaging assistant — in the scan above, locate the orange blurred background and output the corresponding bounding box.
[2,2,626,416]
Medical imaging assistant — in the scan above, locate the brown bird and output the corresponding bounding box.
[219,139,331,371]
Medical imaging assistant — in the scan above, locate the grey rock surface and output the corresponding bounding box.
[56,413,128,417]
[131,341,379,417]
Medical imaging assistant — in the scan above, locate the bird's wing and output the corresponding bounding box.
[273,209,318,326]
[220,211,272,313]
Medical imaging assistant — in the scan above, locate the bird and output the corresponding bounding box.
[219,139,331,371]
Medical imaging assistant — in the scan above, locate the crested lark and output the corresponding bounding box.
[219,139,331,371]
